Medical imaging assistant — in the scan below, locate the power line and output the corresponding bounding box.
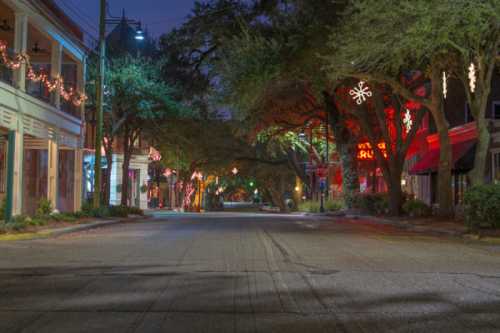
[64,0,100,26]
[53,0,99,40]
[143,17,186,26]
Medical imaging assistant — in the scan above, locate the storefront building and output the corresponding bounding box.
[406,75,500,207]
[0,0,86,218]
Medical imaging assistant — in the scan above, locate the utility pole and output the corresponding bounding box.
[93,0,106,208]
[325,111,329,198]
[320,113,329,213]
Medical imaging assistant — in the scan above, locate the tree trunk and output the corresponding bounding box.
[435,113,454,216]
[286,148,308,184]
[469,108,490,186]
[338,141,359,208]
[387,171,403,216]
[104,150,113,205]
[269,187,287,212]
[120,127,131,207]
[324,92,359,208]
[102,136,114,206]
[429,65,454,217]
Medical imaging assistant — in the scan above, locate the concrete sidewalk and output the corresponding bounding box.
[0,217,142,242]
[355,215,469,237]
[301,211,500,243]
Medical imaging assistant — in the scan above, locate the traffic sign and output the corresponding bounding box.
[319,179,327,191]
[316,165,328,178]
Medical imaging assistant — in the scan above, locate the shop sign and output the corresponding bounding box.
[357,142,388,161]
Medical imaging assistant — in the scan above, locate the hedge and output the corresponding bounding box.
[464,184,500,229]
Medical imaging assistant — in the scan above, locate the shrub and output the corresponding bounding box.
[81,201,93,215]
[29,217,49,227]
[71,211,87,219]
[108,205,129,217]
[403,199,432,218]
[464,184,500,229]
[50,213,77,223]
[7,215,29,232]
[298,200,343,213]
[352,193,389,215]
[325,199,345,212]
[298,201,321,213]
[36,198,53,216]
[0,198,6,221]
[90,206,111,218]
[126,206,144,216]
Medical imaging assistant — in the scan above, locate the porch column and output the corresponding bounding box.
[13,13,28,91]
[5,126,25,217]
[50,41,63,109]
[74,149,83,211]
[74,59,86,212]
[47,139,59,211]
[4,130,22,220]
[77,58,86,118]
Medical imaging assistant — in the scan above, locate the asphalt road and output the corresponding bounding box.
[0,212,499,332]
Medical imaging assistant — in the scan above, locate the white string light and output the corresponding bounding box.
[0,40,86,106]
[349,81,372,105]
[403,109,413,134]
[442,71,448,99]
[468,62,476,93]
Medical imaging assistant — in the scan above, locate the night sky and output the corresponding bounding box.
[55,0,197,42]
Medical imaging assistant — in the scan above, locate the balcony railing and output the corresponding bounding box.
[61,98,80,119]
[25,64,52,104]
[0,47,15,86]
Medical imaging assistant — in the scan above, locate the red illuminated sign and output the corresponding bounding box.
[357,142,388,161]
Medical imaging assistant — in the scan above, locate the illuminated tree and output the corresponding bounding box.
[104,56,184,206]
[324,0,457,216]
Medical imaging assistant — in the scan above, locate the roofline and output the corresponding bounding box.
[28,0,90,55]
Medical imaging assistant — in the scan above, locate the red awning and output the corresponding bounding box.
[410,139,476,175]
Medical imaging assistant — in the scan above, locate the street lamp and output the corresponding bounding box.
[134,24,145,41]
[93,0,144,208]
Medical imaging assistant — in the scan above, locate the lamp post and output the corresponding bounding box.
[93,0,144,208]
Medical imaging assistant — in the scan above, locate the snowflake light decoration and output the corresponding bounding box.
[442,71,448,99]
[349,81,372,105]
[403,109,413,134]
[468,62,476,93]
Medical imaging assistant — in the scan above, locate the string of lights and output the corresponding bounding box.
[0,40,87,106]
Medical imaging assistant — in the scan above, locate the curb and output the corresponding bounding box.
[0,216,145,242]
[346,214,468,238]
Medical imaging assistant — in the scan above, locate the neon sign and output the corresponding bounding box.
[357,142,388,161]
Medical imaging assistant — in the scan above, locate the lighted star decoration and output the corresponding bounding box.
[349,81,372,105]
[442,71,448,99]
[403,109,413,134]
[468,62,476,93]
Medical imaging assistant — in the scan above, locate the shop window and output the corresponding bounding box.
[493,102,500,120]
[465,103,474,123]
[23,149,48,216]
[454,173,468,205]
[493,151,500,184]
[0,141,5,193]
[57,150,75,212]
